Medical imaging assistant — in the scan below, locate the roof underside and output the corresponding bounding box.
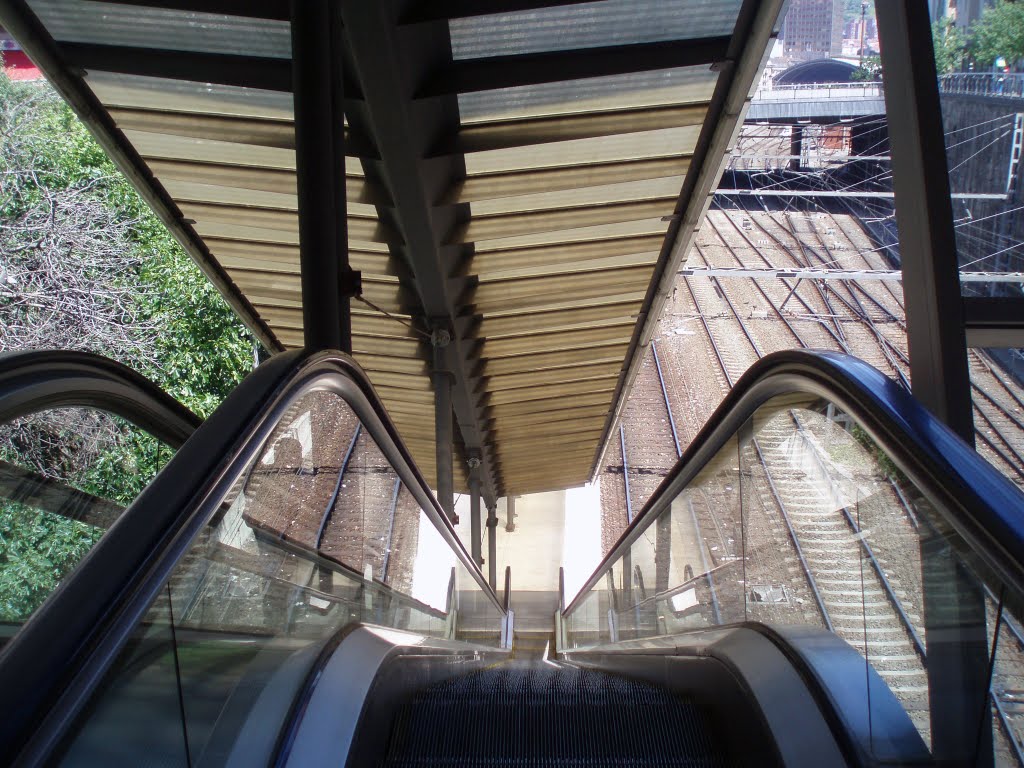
[2,0,782,498]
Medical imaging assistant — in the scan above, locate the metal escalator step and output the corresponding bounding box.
[382,661,731,767]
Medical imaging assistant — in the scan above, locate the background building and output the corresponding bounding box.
[782,0,844,60]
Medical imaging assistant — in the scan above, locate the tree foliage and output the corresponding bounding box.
[969,0,1024,69]
[0,72,258,620]
[1,74,255,415]
[851,54,881,81]
[933,17,967,75]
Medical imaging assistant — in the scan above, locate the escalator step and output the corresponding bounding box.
[382,661,730,767]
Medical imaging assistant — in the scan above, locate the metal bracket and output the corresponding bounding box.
[340,268,362,299]
[430,327,452,348]
[501,610,515,650]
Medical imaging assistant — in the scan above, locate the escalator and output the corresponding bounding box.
[1,348,1023,766]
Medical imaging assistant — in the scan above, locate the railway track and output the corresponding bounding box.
[605,201,1024,757]
[616,207,1024,757]
[681,260,933,734]
[733,203,1024,487]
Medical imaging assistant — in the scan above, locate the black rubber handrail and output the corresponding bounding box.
[0,349,201,447]
[0,349,504,765]
[564,350,1024,617]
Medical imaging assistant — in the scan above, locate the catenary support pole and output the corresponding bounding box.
[487,503,498,591]
[432,327,456,523]
[290,0,354,353]
[876,4,990,765]
[468,456,482,567]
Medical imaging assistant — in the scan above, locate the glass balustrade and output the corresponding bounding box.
[563,391,1024,764]
[55,385,504,765]
[0,407,174,636]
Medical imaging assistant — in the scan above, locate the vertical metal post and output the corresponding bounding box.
[487,503,498,591]
[505,495,516,532]
[876,0,972,442]
[432,328,456,523]
[789,125,802,171]
[876,4,989,764]
[290,0,352,353]
[656,511,671,595]
[468,456,482,567]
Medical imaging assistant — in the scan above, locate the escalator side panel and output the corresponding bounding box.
[563,627,847,767]
[281,626,503,768]
[755,625,930,766]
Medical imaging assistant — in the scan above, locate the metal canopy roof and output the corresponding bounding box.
[1,0,783,498]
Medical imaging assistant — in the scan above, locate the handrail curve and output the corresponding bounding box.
[567,349,1024,616]
[0,348,504,765]
[0,349,201,446]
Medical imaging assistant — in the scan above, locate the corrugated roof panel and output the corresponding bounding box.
[458,65,718,122]
[461,125,704,174]
[470,217,670,253]
[466,235,665,273]
[3,0,781,497]
[449,0,740,59]
[477,252,658,283]
[452,155,691,202]
[28,0,290,57]
[483,344,631,377]
[469,175,685,215]
[86,71,294,118]
[479,301,642,337]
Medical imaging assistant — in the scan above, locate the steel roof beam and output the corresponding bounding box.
[340,2,500,504]
[416,37,730,98]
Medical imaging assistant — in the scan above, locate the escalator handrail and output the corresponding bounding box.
[0,349,201,446]
[564,349,1024,617]
[0,349,504,766]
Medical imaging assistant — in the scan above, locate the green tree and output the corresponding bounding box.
[1,73,255,418]
[933,16,967,74]
[970,0,1024,69]
[0,71,258,620]
[852,54,881,81]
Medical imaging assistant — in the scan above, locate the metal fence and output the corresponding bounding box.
[753,81,883,102]
[940,73,1024,100]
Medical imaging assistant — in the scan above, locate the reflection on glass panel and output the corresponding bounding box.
[988,596,1024,765]
[564,391,1024,760]
[970,348,1024,491]
[0,408,170,629]
[61,387,503,765]
[666,436,744,630]
[59,588,189,765]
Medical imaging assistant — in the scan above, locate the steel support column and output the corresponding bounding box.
[432,328,456,523]
[876,4,989,764]
[340,2,499,506]
[291,0,352,353]
[468,456,483,567]
[487,503,498,591]
[875,0,972,441]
